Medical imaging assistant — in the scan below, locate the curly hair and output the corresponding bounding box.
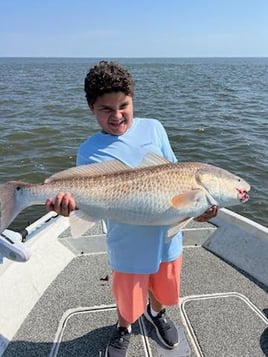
[84,61,134,107]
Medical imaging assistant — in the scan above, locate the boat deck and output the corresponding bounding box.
[2,220,268,357]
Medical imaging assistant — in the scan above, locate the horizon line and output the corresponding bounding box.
[1,55,268,59]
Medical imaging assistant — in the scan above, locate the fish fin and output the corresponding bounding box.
[137,152,171,168]
[45,160,131,183]
[45,152,171,183]
[0,181,30,234]
[166,217,193,240]
[69,210,98,238]
[171,189,205,209]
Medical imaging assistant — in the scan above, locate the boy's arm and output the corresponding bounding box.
[157,121,177,163]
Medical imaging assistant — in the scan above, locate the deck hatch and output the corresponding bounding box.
[181,292,268,357]
[50,305,151,357]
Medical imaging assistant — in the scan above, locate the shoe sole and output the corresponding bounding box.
[143,310,179,349]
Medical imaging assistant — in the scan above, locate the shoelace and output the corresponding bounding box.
[155,310,172,330]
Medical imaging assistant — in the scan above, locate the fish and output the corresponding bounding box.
[0,153,250,238]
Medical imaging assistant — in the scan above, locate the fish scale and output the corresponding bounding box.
[0,154,250,237]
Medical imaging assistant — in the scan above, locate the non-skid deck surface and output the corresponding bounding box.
[3,223,268,357]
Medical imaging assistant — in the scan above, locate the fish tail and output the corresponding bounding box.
[0,181,31,234]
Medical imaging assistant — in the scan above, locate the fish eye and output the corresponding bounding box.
[16,186,21,191]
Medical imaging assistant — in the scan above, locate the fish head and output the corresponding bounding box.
[196,165,250,207]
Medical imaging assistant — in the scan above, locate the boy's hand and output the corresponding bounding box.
[45,193,77,217]
[194,205,218,222]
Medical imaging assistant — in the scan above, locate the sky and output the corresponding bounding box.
[0,0,268,58]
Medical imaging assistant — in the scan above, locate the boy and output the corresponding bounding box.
[46,61,217,357]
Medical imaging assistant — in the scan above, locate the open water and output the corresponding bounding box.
[0,57,267,230]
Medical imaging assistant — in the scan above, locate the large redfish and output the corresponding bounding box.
[0,153,250,238]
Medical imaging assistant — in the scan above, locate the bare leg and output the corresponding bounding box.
[149,290,164,312]
[117,307,131,328]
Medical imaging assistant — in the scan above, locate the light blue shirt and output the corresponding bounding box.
[77,118,183,273]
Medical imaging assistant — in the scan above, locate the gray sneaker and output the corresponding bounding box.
[143,304,179,349]
[105,324,131,357]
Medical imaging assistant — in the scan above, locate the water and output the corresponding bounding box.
[0,57,267,230]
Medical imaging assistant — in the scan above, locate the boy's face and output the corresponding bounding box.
[90,92,133,136]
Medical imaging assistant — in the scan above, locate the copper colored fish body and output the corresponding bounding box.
[0,154,250,237]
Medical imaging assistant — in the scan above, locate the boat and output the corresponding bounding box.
[0,208,268,356]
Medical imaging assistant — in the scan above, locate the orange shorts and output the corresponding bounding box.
[112,254,183,323]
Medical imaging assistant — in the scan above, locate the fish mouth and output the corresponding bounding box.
[236,188,250,202]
